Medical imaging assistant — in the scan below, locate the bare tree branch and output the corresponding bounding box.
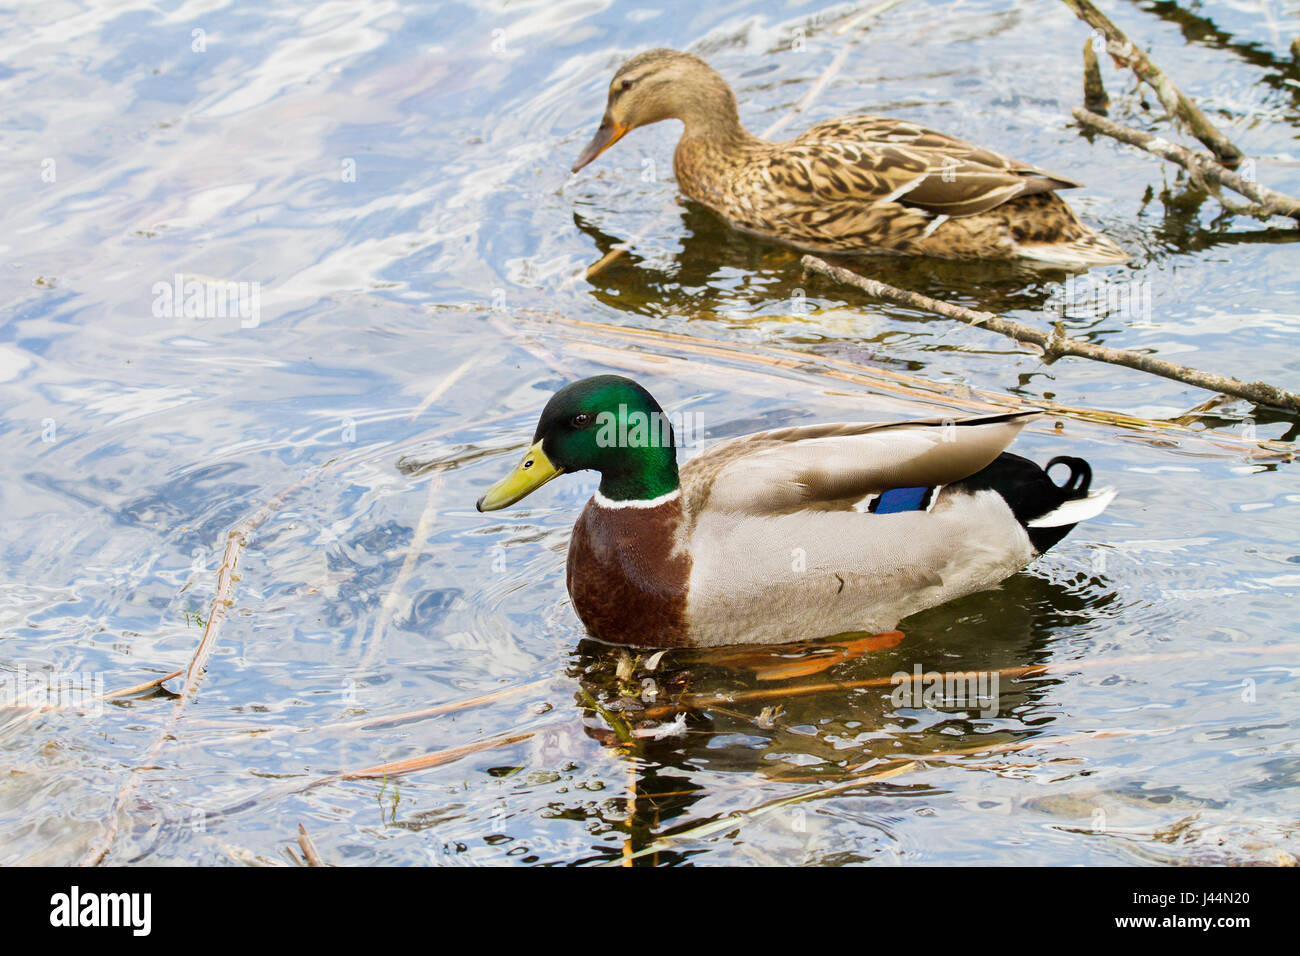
[801,256,1300,412]
[1073,108,1300,221]
[1061,0,1244,165]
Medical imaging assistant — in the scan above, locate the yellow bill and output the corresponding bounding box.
[476,441,562,512]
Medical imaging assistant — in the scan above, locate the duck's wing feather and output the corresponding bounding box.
[681,411,1037,518]
[768,116,1079,219]
[684,492,1039,645]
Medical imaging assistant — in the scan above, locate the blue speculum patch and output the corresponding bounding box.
[869,486,932,514]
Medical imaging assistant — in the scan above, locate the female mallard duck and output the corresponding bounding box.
[477,376,1116,647]
[571,49,1127,265]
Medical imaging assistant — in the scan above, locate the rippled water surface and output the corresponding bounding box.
[2,0,1299,865]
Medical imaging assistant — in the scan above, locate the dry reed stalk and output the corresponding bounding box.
[358,471,445,673]
[165,677,554,753]
[340,678,550,731]
[611,722,1189,862]
[640,643,1300,719]
[77,492,303,864]
[523,311,1294,456]
[486,313,581,382]
[99,671,183,701]
[408,355,481,422]
[612,759,921,864]
[296,823,325,867]
[622,762,639,867]
[761,0,913,139]
[77,360,490,865]
[174,722,564,834]
[341,731,537,779]
[4,669,182,728]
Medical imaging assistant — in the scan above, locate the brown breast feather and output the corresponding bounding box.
[565,498,693,647]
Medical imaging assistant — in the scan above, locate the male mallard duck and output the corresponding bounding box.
[571,49,1127,265]
[477,375,1116,647]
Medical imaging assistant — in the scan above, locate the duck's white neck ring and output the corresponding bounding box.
[593,488,681,510]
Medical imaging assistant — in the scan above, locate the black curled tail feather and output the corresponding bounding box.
[1045,456,1091,496]
[950,452,1096,554]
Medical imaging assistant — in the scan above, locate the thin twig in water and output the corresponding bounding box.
[761,0,912,139]
[1081,37,1108,114]
[622,761,638,867]
[610,723,1190,863]
[359,471,445,674]
[408,355,480,422]
[801,255,1300,412]
[175,723,565,833]
[641,643,1300,719]
[78,448,348,865]
[578,687,635,745]
[4,669,182,725]
[166,677,553,752]
[1072,107,1300,221]
[296,823,325,867]
[342,731,537,780]
[77,360,489,866]
[97,670,184,702]
[341,678,550,731]
[612,759,920,864]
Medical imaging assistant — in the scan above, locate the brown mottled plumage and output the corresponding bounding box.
[572,49,1128,265]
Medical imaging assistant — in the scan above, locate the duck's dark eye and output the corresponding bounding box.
[571,412,592,428]
[619,78,633,91]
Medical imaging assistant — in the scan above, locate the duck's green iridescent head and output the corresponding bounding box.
[476,375,680,511]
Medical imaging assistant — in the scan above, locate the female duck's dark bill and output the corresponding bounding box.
[476,441,563,512]
[571,121,631,173]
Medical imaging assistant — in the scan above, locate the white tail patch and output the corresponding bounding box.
[1018,235,1129,267]
[1028,487,1117,528]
